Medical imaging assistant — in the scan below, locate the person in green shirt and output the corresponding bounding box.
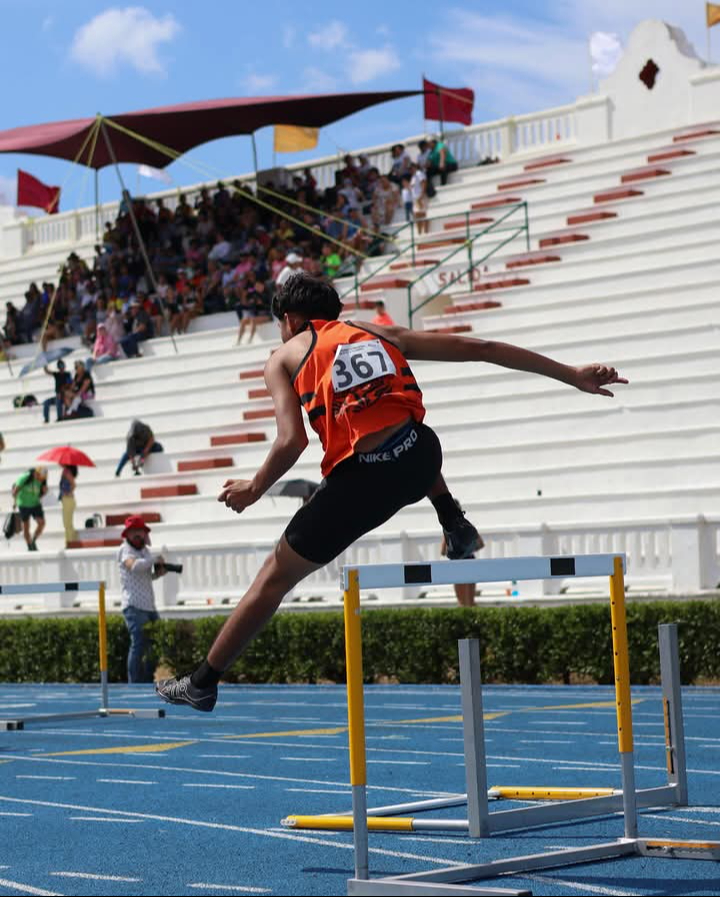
[12,467,48,551]
[427,136,458,190]
[320,243,343,280]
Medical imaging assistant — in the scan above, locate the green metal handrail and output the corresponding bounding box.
[337,217,417,303]
[405,201,530,327]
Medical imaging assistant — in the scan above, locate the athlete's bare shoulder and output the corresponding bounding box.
[266,329,314,379]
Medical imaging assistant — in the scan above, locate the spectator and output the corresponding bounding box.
[208,232,231,262]
[42,359,71,424]
[275,252,304,289]
[321,243,343,279]
[12,467,47,551]
[371,175,399,230]
[88,321,119,369]
[371,301,395,326]
[338,178,364,211]
[3,302,20,344]
[389,143,412,184]
[118,515,167,683]
[119,299,153,358]
[427,136,458,191]
[72,360,95,402]
[115,419,164,477]
[410,163,429,235]
[58,464,78,547]
[416,139,431,171]
[401,176,413,222]
[61,383,94,420]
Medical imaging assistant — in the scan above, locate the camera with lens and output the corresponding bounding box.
[155,561,183,574]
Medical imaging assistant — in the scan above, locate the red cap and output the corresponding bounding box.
[121,514,152,539]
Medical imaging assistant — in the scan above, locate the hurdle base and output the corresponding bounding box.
[348,880,531,896]
[0,707,165,729]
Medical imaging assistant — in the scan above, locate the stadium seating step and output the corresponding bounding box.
[567,210,618,225]
[239,369,264,380]
[67,538,123,549]
[472,276,530,292]
[177,457,233,472]
[471,196,521,209]
[243,408,275,421]
[415,237,466,250]
[141,484,198,499]
[593,187,644,203]
[105,512,162,526]
[621,167,672,183]
[210,432,267,446]
[538,233,590,248]
[426,324,473,334]
[390,258,441,270]
[672,128,719,142]
[359,278,410,292]
[248,387,271,400]
[647,148,695,162]
[444,300,502,314]
[341,299,377,308]
[442,216,494,230]
[497,177,546,191]
[523,156,572,171]
[506,253,561,269]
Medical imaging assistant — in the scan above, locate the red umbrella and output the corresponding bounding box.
[36,446,95,467]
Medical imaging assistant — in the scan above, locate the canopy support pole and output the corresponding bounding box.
[99,119,178,355]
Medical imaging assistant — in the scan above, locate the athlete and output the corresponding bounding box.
[157,274,627,710]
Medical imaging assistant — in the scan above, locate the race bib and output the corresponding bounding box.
[331,339,396,393]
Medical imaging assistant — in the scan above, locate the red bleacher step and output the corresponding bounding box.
[473,277,530,292]
[141,484,198,499]
[567,210,617,225]
[620,167,671,184]
[647,148,695,163]
[506,254,561,269]
[248,387,271,400]
[341,299,378,309]
[68,538,123,549]
[426,325,473,334]
[210,432,267,447]
[471,196,521,210]
[523,157,571,171]
[390,259,440,270]
[359,278,410,292]
[244,408,275,421]
[594,188,643,204]
[444,300,502,314]
[239,369,264,380]
[442,216,493,230]
[673,128,719,142]
[497,178,545,191]
[177,458,233,472]
[416,237,466,250]
[539,233,590,248]
[105,512,162,526]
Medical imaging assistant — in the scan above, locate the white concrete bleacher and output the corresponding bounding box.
[0,19,719,613]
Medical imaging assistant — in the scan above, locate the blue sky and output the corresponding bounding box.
[0,0,704,211]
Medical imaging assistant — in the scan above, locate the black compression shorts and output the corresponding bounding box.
[284,421,442,565]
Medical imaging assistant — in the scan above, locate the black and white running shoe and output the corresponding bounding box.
[155,675,217,712]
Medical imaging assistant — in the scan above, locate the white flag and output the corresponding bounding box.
[138,164,172,185]
[589,31,623,79]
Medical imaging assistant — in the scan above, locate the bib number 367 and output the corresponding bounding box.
[332,339,396,392]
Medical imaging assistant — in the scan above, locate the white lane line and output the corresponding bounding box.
[188,886,270,893]
[367,760,430,766]
[526,873,637,895]
[16,776,75,781]
[285,788,351,795]
[644,813,720,827]
[280,757,337,762]
[552,766,618,772]
[182,784,255,790]
[0,878,63,896]
[520,739,572,745]
[96,779,157,785]
[199,755,251,760]
[50,872,140,882]
[0,812,32,817]
[69,817,144,823]
[456,763,521,769]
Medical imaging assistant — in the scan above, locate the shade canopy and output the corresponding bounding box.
[0,90,421,170]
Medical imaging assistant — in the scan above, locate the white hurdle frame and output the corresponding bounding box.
[0,580,164,730]
[281,554,720,896]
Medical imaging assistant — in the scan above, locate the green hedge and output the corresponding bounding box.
[1,600,718,684]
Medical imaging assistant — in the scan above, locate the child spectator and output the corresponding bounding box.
[401,176,413,222]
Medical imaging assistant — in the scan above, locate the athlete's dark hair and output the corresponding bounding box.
[271,273,342,322]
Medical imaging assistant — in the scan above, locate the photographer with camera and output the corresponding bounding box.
[118,515,171,684]
[115,419,164,477]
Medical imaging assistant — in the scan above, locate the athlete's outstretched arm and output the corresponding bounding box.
[218,353,309,512]
[376,325,628,397]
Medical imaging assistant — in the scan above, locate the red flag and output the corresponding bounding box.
[423,78,474,126]
[17,169,60,214]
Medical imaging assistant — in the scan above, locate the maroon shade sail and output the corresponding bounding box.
[0,91,421,170]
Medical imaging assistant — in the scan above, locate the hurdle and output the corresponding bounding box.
[0,580,164,730]
[282,554,720,895]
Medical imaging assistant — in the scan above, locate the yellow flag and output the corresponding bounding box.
[707,2,720,27]
[273,125,319,153]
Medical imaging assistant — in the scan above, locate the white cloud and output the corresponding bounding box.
[243,72,277,94]
[302,66,339,92]
[308,20,349,50]
[347,46,401,85]
[69,7,181,78]
[0,175,16,206]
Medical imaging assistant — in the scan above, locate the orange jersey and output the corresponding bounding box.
[293,320,425,477]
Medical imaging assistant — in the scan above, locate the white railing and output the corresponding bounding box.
[1,516,716,615]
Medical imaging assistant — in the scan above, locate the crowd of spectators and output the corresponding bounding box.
[2,136,459,356]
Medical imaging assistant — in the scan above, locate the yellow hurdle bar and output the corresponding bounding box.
[490,787,616,801]
[282,815,414,833]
